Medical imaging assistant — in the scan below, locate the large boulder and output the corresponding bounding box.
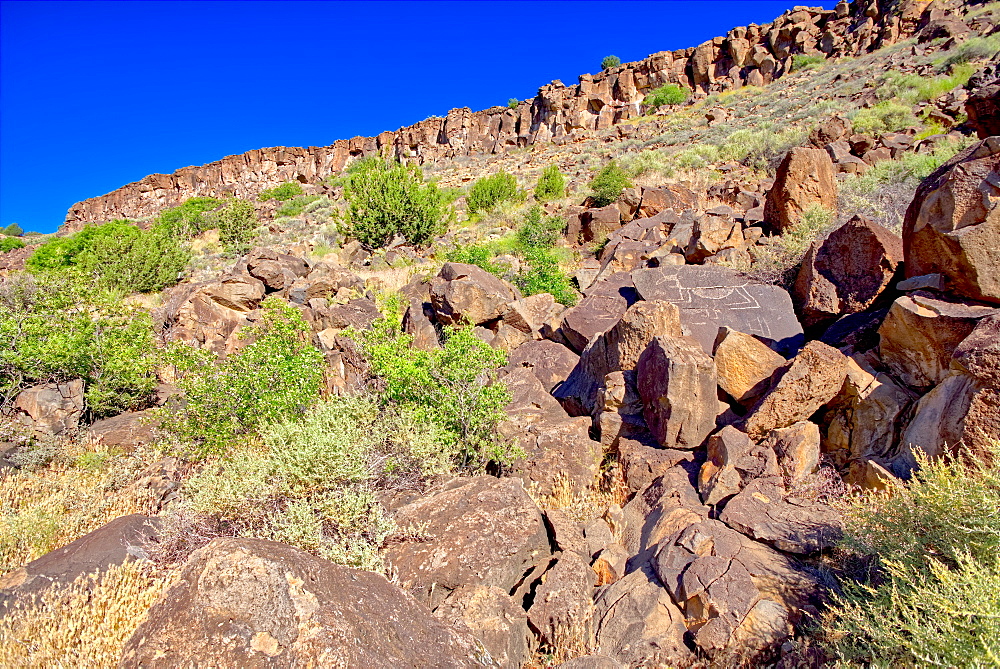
[902,137,1000,305]
[246,248,310,292]
[637,184,698,218]
[433,585,532,669]
[12,379,85,436]
[119,537,486,668]
[505,339,579,393]
[558,293,629,354]
[384,476,551,607]
[966,79,1000,139]
[763,147,837,234]
[430,262,521,326]
[793,215,903,328]
[632,265,803,355]
[526,550,596,649]
[713,327,787,405]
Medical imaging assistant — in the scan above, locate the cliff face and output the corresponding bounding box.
[63,0,933,230]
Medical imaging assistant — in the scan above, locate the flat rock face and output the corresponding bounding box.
[505,339,579,393]
[384,476,551,607]
[430,262,521,326]
[714,327,787,404]
[559,293,629,353]
[902,136,1000,305]
[763,147,837,234]
[119,538,486,668]
[433,585,531,669]
[12,379,85,436]
[632,266,803,355]
[527,550,596,648]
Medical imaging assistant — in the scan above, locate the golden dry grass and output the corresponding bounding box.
[530,468,629,524]
[0,560,177,668]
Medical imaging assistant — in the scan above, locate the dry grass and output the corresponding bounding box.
[0,560,177,668]
[531,467,629,524]
[528,618,597,668]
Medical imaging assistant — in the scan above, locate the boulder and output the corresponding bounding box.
[878,292,998,391]
[698,426,780,506]
[763,147,837,234]
[902,137,1000,305]
[966,79,1000,139]
[558,293,629,354]
[952,313,1000,386]
[618,439,696,494]
[685,211,742,263]
[246,248,309,291]
[636,335,718,450]
[119,537,485,668]
[527,550,596,649]
[762,421,821,483]
[501,293,563,337]
[638,184,698,218]
[0,515,159,615]
[384,476,550,607]
[505,339,579,393]
[87,410,157,448]
[739,341,848,440]
[793,215,903,328]
[558,655,624,669]
[713,327,787,404]
[582,205,623,243]
[595,371,648,449]
[433,585,532,669]
[430,262,521,326]
[632,265,804,355]
[403,298,440,351]
[12,379,85,436]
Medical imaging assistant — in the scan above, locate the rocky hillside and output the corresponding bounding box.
[2,0,1000,667]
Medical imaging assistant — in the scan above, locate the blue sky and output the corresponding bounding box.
[0,1,834,234]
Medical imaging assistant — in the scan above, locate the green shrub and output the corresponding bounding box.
[515,248,578,306]
[938,34,1000,68]
[445,243,502,275]
[507,98,519,109]
[156,197,221,238]
[601,55,621,70]
[0,238,25,253]
[534,164,566,202]
[719,126,808,171]
[643,83,688,107]
[790,53,825,71]
[823,445,1000,666]
[343,157,453,249]
[257,182,304,202]
[203,198,258,254]
[275,195,321,218]
[589,161,632,207]
[673,144,720,171]
[851,101,918,135]
[516,206,564,250]
[157,297,324,457]
[619,149,672,179]
[2,223,24,237]
[466,170,523,215]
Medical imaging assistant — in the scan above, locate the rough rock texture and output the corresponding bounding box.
[0,515,159,616]
[714,327,787,404]
[632,265,803,355]
[431,262,521,326]
[527,551,596,648]
[953,313,1000,385]
[763,147,837,233]
[505,339,580,393]
[120,538,486,668]
[698,426,780,506]
[902,137,1000,305]
[636,335,718,450]
[12,379,85,436]
[739,341,848,439]
[793,215,903,328]
[87,410,158,448]
[966,78,1000,139]
[559,293,629,354]
[433,585,532,669]
[763,421,821,483]
[384,476,551,608]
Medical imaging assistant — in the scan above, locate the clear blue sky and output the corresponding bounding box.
[1,1,834,233]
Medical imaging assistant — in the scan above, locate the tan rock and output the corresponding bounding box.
[12,379,85,436]
[763,147,837,233]
[762,421,820,483]
[713,327,787,404]
[433,585,532,669]
[527,551,596,648]
[430,262,521,326]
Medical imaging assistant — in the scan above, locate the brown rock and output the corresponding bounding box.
[685,211,743,263]
[88,410,157,448]
[698,426,780,506]
[952,313,1000,385]
[559,293,629,354]
[502,293,563,336]
[12,379,85,436]
[430,262,521,326]
[506,339,580,393]
[762,421,821,483]
[638,184,698,218]
[966,80,1000,139]
[714,327,787,404]
[120,537,485,668]
[582,205,623,243]
[902,137,1000,304]
[793,215,903,328]
[763,147,837,233]
[637,335,718,450]
[618,439,695,493]
[434,585,532,669]
[403,299,440,351]
[527,551,596,648]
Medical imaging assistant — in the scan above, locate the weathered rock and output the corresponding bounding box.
[902,137,1000,305]
[557,654,624,668]
[527,551,596,648]
[739,341,848,440]
[430,262,521,326]
[636,335,718,450]
[12,379,85,436]
[385,476,550,608]
[878,292,998,391]
[595,370,649,449]
[559,293,629,354]
[120,537,486,668]
[966,79,1000,139]
[246,248,310,291]
[699,426,779,506]
[714,327,787,404]
[309,298,382,332]
[0,515,159,615]
[685,211,742,263]
[593,544,629,586]
[638,184,698,218]
[763,147,837,233]
[505,339,579,392]
[618,439,695,493]
[160,277,262,355]
[762,421,820,483]
[434,585,532,669]
[88,410,157,448]
[582,205,623,242]
[502,293,563,337]
[952,313,1000,385]
[720,479,842,554]
[793,215,903,328]
[632,265,804,355]
[403,299,440,350]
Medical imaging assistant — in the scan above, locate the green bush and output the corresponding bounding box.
[516,206,564,250]
[156,197,221,238]
[939,34,1000,68]
[507,98,519,109]
[601,55,621,70]
[718,126,808,171]
[25,220,189,294]
[589,161,632,207]
[275,195,321,218]
[257,182,304,202]
[445,243,502,275]
[790,53,825,71]
[643,83,688,107]
[823,446,1000,666]
[343,157,453,249]
[0,273,157,416]
[157,297,324,457]
[2,223,24,237]
[515,248,578,306]
[534,164,566,203]
[0,238,26,253]
[466,170,523,215]
[851,101,918,135]
[203,198,258,254]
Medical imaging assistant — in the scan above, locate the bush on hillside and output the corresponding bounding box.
[516,205,564,250]
[851,101,917,135]
[589,161,632,207]
[643,83,688,107]
[515,247,577,306]
[156,197,221,238]
[466,170,523,215]
[2,223,24,237]
[275,195,321,219]
[507,98,519,109]
[257,182,303,202]
[534,164,566,202]
[343,157,453,249]
[203,198,258,254]
[0,238,25,254]
[157,297,324,457]
[790,53,825,71]
[939,34,1000,68]
[601,55,621,70]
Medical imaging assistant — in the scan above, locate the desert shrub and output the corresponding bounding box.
[851,101,917,135]
[202,198,258,254]
[823,446,1000,666]
[745,204,834,287]
[507,98,519,109]
[791,53,825,71]
[156,196,221,237]
[157,297,324,457]
[589,161,632,207]
[516,206,564,250]
[0,237,25,253]
[620,149,673,179]
[534,164,566,202]
[673,144,720,171]
[3,223,24,237]
[516,248,577,306]
[643,83,688,107]
[257,181,303,202]
[445,243,502,275]
[878,66,975,107]
[938,33,1000,68]
[601,55,621,70]
[0,273,157,416]
[719,126,808,172]
[466,170,523,215]
[275,195,321,218]
[343,157,453,249]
